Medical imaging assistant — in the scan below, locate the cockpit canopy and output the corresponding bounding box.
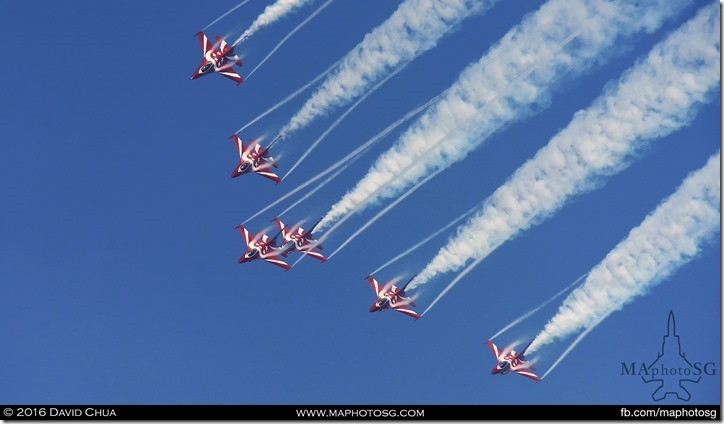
[498,361,511,372]
[200,62,214,74]
[238,162,251,173]
[375,298,389,309]
[245,248,260,259]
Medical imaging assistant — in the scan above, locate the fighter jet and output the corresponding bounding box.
[230,135,281,183]
[272,218,326,262]
[235,224,290,270]
[191,32,244,84]
[486,340,540,382]
[367,275,420,320]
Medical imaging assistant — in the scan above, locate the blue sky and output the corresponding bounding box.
[0,0,719,406]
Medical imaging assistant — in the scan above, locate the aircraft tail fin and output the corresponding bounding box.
[486,340,501,359]
[519,340,534,358]
[196,32,213,56]
[305,217,324,238]
[399,273,418,292]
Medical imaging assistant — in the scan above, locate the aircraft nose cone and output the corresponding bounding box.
[369,305,377,312]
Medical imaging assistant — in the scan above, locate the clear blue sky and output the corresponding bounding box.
[0,0,719,406]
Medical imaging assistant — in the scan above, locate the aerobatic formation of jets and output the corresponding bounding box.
[190,0,719,386]
[191,7,538,385]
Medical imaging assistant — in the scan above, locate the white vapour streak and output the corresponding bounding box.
[277,165,346,218]
[202,0,253,32]
[320,0,691,230]
[241,96,439,224]
[369,201,481,276]
[529,151,720,353]
[411,3,719,292]
[246,0,334,79]
[235,59,341,135]
[538,312,605,380]
[488,272,588,341]
[281,63,407,181]
[420,237,508,316]
[235,0,313,45]
[325,167,446,260]
[280,0,497,135]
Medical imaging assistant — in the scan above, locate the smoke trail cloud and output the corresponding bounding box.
[325,166,446,260]
[279,0,496,135]
[281,63,407,181]
[234,0,313,45]
[529,151,720,354]
[246,0,334,79]
[369,201,481,276]
[538,312,604,380]
[319,0,691,231]
[488,272,588,341]
[277,165,346,218]
[236,59,341,135]
[411,3,718,292]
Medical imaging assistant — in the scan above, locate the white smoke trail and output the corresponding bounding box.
[325,167,447,260]
[538,311,606,380]
[420,238,507,316]
[320,0,691,230]
[279,0,497,135]
[411,3,718,293]
[246,0,335,79]
[202,0,253,32]
[277,165,346,218]
[315,44,571,235]
[235,59,341,135]
[369,201,481,276]
[314,49,570,235]
[528,151,720,354]
[281,63,408,181]
[234,0,313,45]
[488,272,588,341]
[240,95,439,225]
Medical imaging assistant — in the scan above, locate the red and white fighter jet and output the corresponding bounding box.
[367,275,420,320]
[486,340,540,382]
[272,218,326,262]
[191,32,244,84]
[235,225,290,270]
[230,135,281,183]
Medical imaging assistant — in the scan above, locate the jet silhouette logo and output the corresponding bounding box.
[620,311,717,401]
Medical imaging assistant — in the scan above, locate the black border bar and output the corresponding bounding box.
[1,405,720,421]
